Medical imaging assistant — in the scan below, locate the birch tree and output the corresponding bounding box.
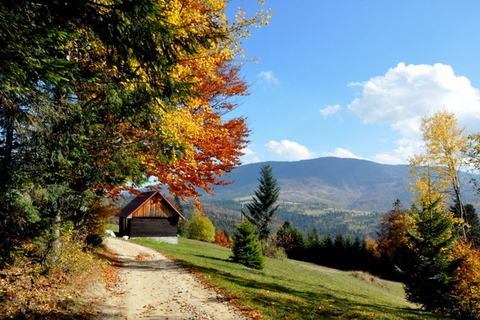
[409,109,468,236]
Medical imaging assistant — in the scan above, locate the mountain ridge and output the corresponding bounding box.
[204,157,413,212]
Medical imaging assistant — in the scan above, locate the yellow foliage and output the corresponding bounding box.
[451,240,480,318]
[409,109,468,208]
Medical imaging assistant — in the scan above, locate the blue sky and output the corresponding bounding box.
[226,1,480,165]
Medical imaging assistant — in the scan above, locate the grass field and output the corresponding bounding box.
[131,238,450,320]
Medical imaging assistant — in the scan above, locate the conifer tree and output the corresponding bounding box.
[402,200,457,312]
[230,220,264,270]
[245,164,280,241]
[449,200,480,246]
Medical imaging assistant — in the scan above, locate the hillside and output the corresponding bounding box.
[203,157,412,211]
[197,157,478,237]
[133,237,449,320]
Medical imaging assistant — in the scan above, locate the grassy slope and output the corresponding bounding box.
[132,238,450,320]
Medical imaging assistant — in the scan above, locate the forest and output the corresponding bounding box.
[0,0,271,318]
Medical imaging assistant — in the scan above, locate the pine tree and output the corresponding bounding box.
[449,199,480,246]
[245,164,280,241]
[230,220,264,270]
[403,200,458,312]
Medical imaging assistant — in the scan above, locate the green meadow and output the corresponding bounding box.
[132,238,450,320]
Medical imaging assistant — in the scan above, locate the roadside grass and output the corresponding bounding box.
[132,237,450,320]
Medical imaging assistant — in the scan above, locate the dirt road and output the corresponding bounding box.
[95,237,246,320]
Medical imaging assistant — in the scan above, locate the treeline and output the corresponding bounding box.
[275,222,375,272]
[199,199,384,239]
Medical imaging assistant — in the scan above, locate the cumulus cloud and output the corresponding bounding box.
[240,147,261,164]
[323,148,363,159]
[265,140,316,160]
[348,63,480,163]
[373,146,415,165]
[258,71,280,85]
[320,104,342,117]
[349,63,480,125]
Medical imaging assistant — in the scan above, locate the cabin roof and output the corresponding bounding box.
[117,191,185,220]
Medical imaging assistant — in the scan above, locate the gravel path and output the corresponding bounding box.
[95,237,246,320]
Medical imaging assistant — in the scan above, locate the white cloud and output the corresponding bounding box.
[320,104,342,117]
[348,63,480,163]
[373,146,415,165]
[323,148,363,159]
[258,71,280,85]
[349,63,480,125]
[265,140,316,160]
[240,147,261,164]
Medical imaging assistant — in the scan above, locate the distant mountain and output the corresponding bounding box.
[203,157,413,212]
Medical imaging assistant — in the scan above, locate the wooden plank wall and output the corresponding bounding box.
[130,218,178,237]
[132,197,176,218]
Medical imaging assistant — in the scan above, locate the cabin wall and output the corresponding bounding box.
[129,217,178,238]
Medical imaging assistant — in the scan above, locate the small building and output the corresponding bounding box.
[117,191,185,244]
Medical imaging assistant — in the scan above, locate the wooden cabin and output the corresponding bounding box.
[117,191,185,244]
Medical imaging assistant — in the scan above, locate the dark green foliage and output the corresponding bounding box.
[402,201,458,312]
[174,195,185,215]
[245,165,280,241]
[276,221,306,260]
[449,199,480,246]
[230,220,264,270]
[275,222,376,272]
[0,0,220,266]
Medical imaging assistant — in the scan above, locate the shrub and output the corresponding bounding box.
[214,230,230,247]
[450,240,480,319]
[262,236,287,260]
[184,207,215,242]
[230,220,264,270]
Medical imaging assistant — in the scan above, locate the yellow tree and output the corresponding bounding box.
[76,0,271,201]
[405,110,468,313]
[139,0,271,202]
[409,109,468,233]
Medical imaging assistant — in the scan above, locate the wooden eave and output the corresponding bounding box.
[117,191,185,220]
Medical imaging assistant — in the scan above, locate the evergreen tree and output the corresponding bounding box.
[230,220,264,270]
[245,164,280,241]
[276,221,295,251]
[449,199,480,246]
[174,195,185,215]
[403,200,458,312]
[276,221,306,260]
[306,228,321,249]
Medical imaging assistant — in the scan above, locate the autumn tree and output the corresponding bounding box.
[244,164,281,241]
[1,0,207,264]
[409,109,468,234]
[214,230,230,248]
[450,240,480,319]
[404,110,468,314]
[184,207,216,242]
[375,200,412,279]
[0,0,271,265]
